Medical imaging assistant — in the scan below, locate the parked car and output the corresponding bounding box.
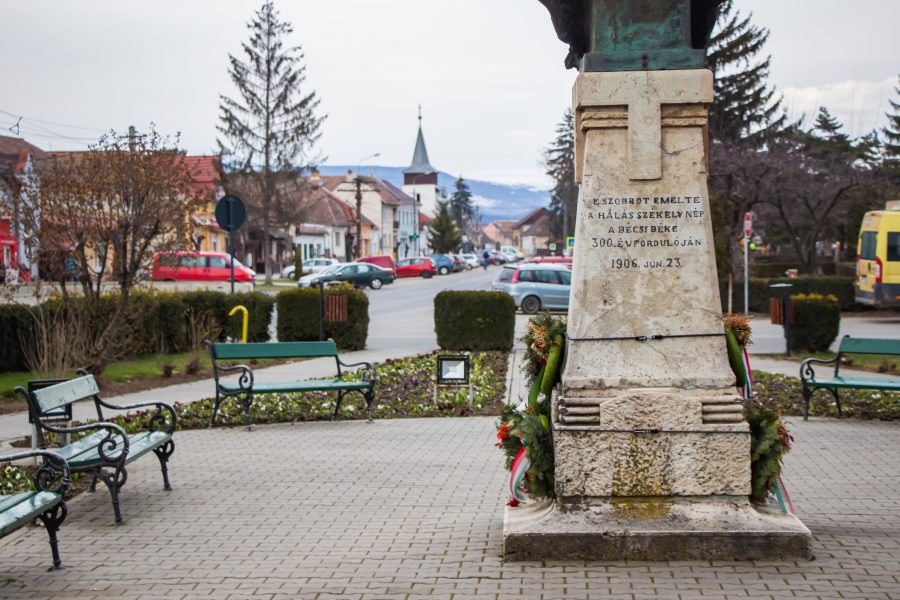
[151,251,255,283]
[281,257,339,279]
[358,255,397,277]
[297,262,395,289]
[449,254,465,272]
[491,263,571,314]
[429,254,454,275]
[396,257,436,278]
[501,246,525,261]
[529,256,573,268]
[459,253,480,269]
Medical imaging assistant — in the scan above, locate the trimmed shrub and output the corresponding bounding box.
[434,291,515,351]
[225,293,275,342]
[276,285,369,350]
[719,276,859,313]
[790,293,841,352]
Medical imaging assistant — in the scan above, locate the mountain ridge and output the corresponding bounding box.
[316,165,550,223]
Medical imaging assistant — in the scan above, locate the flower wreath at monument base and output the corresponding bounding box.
[496,313,566,505]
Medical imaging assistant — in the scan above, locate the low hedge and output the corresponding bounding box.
[276,285,369,350]
[0,290,276,373]
[790,293,841,352]
[719,276,858,313]
[434,291,515,351]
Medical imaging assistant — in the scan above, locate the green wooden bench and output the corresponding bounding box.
[15,373,176,524]
[800,335,900,420]
[0,449,69,569]
[205,340,376,428]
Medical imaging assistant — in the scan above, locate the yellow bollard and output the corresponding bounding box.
[228,305,249,343]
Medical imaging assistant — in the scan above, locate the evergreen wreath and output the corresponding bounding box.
[497,313,566,503]
[724,314,793,504]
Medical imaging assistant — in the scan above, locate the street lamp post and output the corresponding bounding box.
[353,153,380,259]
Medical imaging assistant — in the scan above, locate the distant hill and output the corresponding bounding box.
[316,165,550,222]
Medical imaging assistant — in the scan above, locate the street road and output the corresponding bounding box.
[365,266,497,354]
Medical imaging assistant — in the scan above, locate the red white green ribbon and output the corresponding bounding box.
[741,346,753,400]
[509,444,530,503]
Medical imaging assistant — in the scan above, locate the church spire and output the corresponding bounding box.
[404,105,436,175]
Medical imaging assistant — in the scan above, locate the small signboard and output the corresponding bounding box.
[215,195,246,232]
[743,212,753,239]
[549,243,558,252]
[566,237,575,249]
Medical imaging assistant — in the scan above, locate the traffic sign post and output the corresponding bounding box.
[743,213,752,315]
[215,195,247,294]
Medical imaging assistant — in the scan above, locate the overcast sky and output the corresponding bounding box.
[1,0,897,187]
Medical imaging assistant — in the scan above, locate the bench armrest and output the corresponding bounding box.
[1,450,71,496]
[338,358,376,383]
[96,399,178,434]
[800,356,838,383]
[214,363,255,392]
[41,421,131,463]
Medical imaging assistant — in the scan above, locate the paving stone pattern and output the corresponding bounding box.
[1,416,898,599]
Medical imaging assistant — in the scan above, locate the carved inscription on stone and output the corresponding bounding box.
[583,194,705,271]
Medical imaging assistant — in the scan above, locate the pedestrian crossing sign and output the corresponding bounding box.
[566,237,575,249]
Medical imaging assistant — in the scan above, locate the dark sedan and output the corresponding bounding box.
[297,262,395,289]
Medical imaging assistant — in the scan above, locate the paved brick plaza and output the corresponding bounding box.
[1,416,898,599]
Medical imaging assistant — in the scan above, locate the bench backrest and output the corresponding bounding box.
[838,336,900,356]
[29,374,99,414]
[210,340,338,360]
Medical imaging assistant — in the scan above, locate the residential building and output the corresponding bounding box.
[0,136,47,282]
[483,220,517,249]
[513,207,553,256]
[181,155,227,255]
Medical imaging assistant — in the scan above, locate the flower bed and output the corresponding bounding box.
[753,371,900,420]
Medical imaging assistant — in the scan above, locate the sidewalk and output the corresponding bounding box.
[1,415,897,599]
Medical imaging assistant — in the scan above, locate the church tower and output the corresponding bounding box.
[401,107,439,217]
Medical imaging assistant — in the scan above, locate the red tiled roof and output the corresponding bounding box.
[514,207,551,230]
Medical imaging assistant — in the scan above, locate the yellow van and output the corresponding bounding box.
[855,202,900,306]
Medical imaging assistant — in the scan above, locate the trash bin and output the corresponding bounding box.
[769,283,793,355]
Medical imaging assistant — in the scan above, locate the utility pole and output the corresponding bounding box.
[354,175,363,260]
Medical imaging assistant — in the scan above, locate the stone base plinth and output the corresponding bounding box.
[503,497,812,561]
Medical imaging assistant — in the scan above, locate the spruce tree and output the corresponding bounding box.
[707,0,784,143]
[428,200,462,254]
[217,1,324,284]
[449,176,474,233]
[544,108,577,241]
[883,76,900,182]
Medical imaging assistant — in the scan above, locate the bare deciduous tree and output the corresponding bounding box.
[23,126,204,373]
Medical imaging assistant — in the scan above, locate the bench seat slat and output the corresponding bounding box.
[58,431,172,468]
[212,341,337,360]
[220,379,372,394]
[806,376,900,391]
[0,492,61,537]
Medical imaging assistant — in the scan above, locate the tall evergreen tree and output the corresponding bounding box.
[707,0,784,143]
[544,108,576,241]
[883,76,900,183]
[428,200,462,254]
[449,176,474,233]
[217,1,324,284]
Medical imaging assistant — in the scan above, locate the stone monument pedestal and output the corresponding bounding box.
[503,69,811,560]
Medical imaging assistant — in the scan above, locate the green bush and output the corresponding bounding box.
[276,285,369,350]
[790,293,841,352]
[0,290,276,373]
[750,262,836,278]
[434,291,515,351]
[719,276,859,313]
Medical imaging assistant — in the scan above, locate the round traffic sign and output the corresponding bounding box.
[215,195,246,232]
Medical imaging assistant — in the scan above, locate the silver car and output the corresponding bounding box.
[492,263,571,314]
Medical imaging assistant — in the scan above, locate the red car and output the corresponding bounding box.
[358,255,396,277]
[151,251,256,283]
[396,257,436,278]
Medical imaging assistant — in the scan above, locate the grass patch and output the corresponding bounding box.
[754,370,900,420]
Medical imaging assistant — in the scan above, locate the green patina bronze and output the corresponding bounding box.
[538,0,723,71]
